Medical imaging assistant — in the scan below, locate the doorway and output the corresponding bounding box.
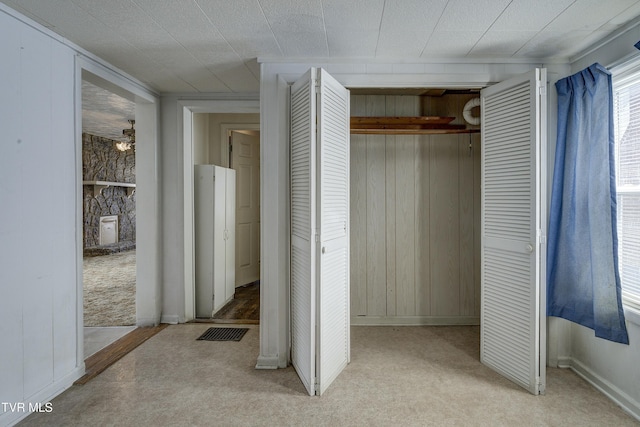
[81,79,137,357]
[76,62,160,363]
[182,103,261,324]
[216,128,261,322]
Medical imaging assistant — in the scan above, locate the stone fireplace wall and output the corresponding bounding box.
[83,133,136,248]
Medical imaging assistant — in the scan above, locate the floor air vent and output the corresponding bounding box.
[196,327,248,342]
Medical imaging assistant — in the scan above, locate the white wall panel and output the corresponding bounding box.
[21,22,55,398]
[51,40,79,380]
[349,96,367,316]
[365,96,387,316]
[0,9,26,407]
[350,94,480,324]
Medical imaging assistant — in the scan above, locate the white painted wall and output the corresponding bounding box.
[549,20,640,420]
[0,8,80,427]
[193,113,209,165]
[0,6,161,425]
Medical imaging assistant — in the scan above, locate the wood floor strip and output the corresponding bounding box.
[192,318,259,325]
[75,324,168,385]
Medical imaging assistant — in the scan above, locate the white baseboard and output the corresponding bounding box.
[351,316,480,326]
[255,355,280,370]
[160,315,180,324]
[135,316,160,327]
[0,366,84,427]
[566,358,640,422]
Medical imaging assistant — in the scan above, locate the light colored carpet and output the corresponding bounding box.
[83,251,136,327]
[19,325,639,426]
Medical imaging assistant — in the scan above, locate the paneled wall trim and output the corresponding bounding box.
[350,94,481,325]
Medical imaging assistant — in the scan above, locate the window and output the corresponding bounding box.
[613,63,640,313]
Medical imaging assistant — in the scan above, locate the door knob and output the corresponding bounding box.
[526,244,534,253]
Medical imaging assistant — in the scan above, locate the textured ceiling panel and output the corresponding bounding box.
[434,0,512,31]
[196,0,282,58]
[326,29,379,57]
[4,0,640,93]
[376,0,447,57]
[82,81,135,141]
[487,0,574,31]
[545,0,638,32]
[421,31,485,56]
[322,0,384,31]
[470,31,538,56]
[260,0,328,56]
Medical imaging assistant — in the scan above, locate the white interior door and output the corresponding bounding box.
[213,166,228,313]
[231,131,261,287]
[290,68,317,395]
[224,168,236,303]
[480,68,547,394]
[316,69,350,395]
[290,68,350,396]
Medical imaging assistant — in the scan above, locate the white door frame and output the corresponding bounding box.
[76,56,160,363]
[220,123,260,168]
[181,101,260,322]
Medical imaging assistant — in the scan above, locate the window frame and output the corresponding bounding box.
[611,58,640,325]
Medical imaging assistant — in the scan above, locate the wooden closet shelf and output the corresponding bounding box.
[351,128,480,135]
[351,116,455,125]
[350,116,479,135]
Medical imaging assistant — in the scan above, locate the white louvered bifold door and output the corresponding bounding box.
[316,69,350,396]
[480,68,547,395]
[290,68,317,396]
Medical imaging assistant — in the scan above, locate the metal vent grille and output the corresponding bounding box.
[196,327,248,342]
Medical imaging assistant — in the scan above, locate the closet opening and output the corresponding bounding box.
[348,87,482,331]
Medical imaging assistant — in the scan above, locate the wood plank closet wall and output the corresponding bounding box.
[350,94,481,325]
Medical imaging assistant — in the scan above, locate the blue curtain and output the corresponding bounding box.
[547,63,629,344]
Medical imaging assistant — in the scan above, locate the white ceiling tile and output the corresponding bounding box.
[515,29,595,58]
[205,60,260,92]
[132,0,237,58]
[5,0,640,94]
[376,0,448,56]
[469,31,538,56]
[487,0,575,31]
[376,31,431,57]
[322,0,385,31]
[545,0,639,32]
[195,0,282,58]
[326,29,379,57]
[259,0,328,56]
[82,81,135,140]
[421,31,485,56]
[434,0,512,31]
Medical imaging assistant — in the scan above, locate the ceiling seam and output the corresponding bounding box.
[512,0,578,58]
[418,0,451,57]
[373,0,387,57]
[465,0,515,57]
[319,0,330,57]
[256,0,284,57]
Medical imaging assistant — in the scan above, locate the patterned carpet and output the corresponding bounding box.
[83,251,136,327]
